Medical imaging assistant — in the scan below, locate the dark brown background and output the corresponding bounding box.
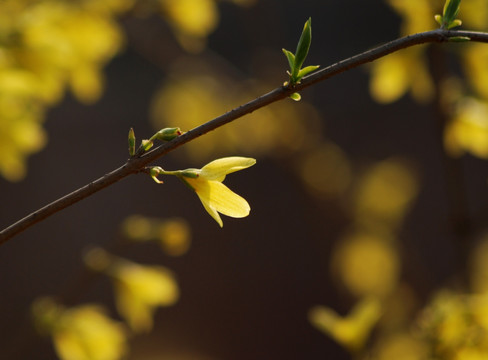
[1,1,488,359]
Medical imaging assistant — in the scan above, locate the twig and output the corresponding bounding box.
[1,29,488,246]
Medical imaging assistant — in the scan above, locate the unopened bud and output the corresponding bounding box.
[128,128,136,156]
[154,127,182,142]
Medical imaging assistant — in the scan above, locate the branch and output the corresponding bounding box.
[1,29,488,246]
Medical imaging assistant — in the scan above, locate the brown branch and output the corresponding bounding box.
[1,29,488,246]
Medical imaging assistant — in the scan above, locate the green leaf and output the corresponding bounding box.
[294,18,312,75]
[297,65,320,79]
[282,48,295,72]
[443,0,461,23]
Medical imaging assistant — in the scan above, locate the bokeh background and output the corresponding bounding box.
[1,0,488,359]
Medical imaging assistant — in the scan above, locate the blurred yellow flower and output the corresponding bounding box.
[369,48,434,104]
[112,261,179,333]
[156,218,192,256]
[84,248,179,333]
[0,0,125,180]
[32,297,128,360]
[369,0,436,104]
[121,215,192,256]
[159,0,218,52]
[418,290,488,358]
[386,0,435,35]
[331,233,400,297]
[464,44,488,100]
[444,97,488,158]
[160,157,256,227]
[297,142,352,199]
[309,297,382,353]
[372,333,428,360]
[353,158,418,231]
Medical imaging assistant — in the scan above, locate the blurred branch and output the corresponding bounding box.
[1,29,488,246]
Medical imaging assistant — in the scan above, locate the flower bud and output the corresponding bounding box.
[154,127,182,142]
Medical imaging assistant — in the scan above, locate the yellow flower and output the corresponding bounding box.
[112,261,179,333]
[158,0,218,52]
[32,297,128,360]
[444,97,488,159]
[84,248,179,333]
[309,297,382,353]
[178,157,256,227]
[369,48,434,104]
[121,215,192,256]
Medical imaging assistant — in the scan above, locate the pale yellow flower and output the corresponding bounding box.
[121,215,191,256]
[158,0,218,52]
[111,261,179,333]
[32,297,128,360]
[177,157,256,227]
[83,247,179,333]
[309,297,382,353]
[444,97,488,158]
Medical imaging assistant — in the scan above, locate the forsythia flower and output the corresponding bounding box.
[444,97,488,158]
[165,156,256,227]
[84,248,179,333]
[111,261,179,333]
[32,297,128,360]
[158,0,218,52]
[181,157,256,227]
[309,297,382,353]
[153,157,256,227]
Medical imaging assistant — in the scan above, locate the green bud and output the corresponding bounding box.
[153,127,182,142]
[128,128,136,156]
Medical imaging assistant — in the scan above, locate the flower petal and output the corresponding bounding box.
[200,157,256,181]
[186,178,251,226]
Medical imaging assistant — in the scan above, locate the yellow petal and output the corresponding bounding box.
[200,157,256,181]
[186,178,251,227]
[201,181,250,217]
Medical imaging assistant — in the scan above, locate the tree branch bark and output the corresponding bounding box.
[1,29,488,246]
